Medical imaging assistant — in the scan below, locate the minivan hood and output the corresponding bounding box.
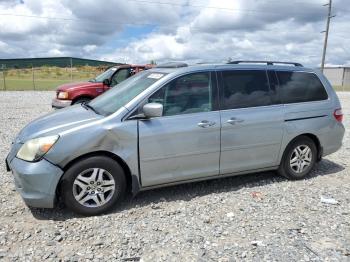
[17,105,102,142]
[57,81,102,91]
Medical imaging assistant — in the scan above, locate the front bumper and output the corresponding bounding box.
[6,156,64,208]
[52,98,72,109]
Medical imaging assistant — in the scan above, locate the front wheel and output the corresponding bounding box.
[60,156,126,216]
[73,98,91,105]
[278,136,317,180]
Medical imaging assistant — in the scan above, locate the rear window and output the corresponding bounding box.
[276,71,328,104]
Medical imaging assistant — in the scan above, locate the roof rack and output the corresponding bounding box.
[228,61,303,67]
[155,62,188,68]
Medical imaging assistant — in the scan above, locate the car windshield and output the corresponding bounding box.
[90,67,118,82]
[88,71,167,116]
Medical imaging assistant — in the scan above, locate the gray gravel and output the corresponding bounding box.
[0,91,349,261]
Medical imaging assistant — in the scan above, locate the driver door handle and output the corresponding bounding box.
[198,120,216,128]
[226,117,244,125]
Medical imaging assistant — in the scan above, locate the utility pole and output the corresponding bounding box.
[321,0,335,72]
[32,66,35,90]
[70,57,73,81]
[2,64,6,90]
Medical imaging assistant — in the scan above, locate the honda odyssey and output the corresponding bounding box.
[6,61,345,216]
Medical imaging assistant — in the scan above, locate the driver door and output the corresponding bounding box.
[138,71,221,187]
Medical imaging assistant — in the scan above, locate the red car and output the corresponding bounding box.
[52,64,152,109]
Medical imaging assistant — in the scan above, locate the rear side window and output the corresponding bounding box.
[276,71,328,104]
[267,70,280,104]
[221,70,271,109]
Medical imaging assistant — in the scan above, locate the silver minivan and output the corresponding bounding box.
[6,61,345,216]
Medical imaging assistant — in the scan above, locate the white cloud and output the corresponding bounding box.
[47,48,64,56]
[0,0,349,66]
[190,0,242,33]
[83,44,97,53]
[102,34,186,62]
[0,0,187,58]
[234,39,254,50]
[103,0,350,66]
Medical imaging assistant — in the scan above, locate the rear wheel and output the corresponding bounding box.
[278,136,317,180]
[61,156,126,216]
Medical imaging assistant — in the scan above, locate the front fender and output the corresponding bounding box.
[44,117,139,185]
[69,85,104,101]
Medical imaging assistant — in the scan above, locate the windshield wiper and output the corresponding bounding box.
[81,102,100,115]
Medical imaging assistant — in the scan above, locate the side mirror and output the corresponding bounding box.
[103,78,111,86]
[143,103,163,118]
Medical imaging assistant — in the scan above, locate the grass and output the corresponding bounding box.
[0,79,79,91]
[333,86,350,92]
[0,66,103,91]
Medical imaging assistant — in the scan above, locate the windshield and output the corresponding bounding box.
[90,67,118,82]
[89,71,167,116]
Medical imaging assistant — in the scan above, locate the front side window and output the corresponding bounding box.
[91,67,118,83]
[111,68,130,86]
[276,71,328,104]
[221,70,271,109]
[148,72,212,116]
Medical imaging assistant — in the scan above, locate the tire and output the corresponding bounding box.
[60,156,126,216]
[278,136,317,180]
[73,97,91,105]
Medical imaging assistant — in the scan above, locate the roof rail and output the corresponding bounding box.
[155,62,188,68]
[228,61,303,67]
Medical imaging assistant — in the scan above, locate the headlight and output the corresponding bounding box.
[16,135,59,162]
[58,91,69,99]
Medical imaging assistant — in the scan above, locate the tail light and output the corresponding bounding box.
[333,108,343,123]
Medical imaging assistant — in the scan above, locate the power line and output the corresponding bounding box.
[0,3,331,23]
[0,2,347,36]
[118,0,329,15]
[0,13,328,33]
[127,0,327,11]
[241,0,323,6]
[0,13,126,25]
[0,0,346,27]
[2,12,347,37]
[0,10,340,29]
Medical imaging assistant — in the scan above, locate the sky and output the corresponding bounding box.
[0,0,349,66]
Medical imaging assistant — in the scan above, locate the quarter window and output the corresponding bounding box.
[276,71,328,103]
[221,70,271,109]
[148,72,212,116]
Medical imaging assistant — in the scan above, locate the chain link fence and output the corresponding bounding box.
[0,66,107,91]
[0,57,121,91]
[2,62,349,92]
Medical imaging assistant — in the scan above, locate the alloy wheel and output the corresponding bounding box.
[289,145,312,174]
[72,168,116,208]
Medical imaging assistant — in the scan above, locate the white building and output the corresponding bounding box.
[323,67,350,87]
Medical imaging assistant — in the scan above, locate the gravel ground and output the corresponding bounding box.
[0,91,349,262]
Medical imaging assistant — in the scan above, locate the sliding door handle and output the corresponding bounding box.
[198,120,216,128]
[226,117,244,125]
